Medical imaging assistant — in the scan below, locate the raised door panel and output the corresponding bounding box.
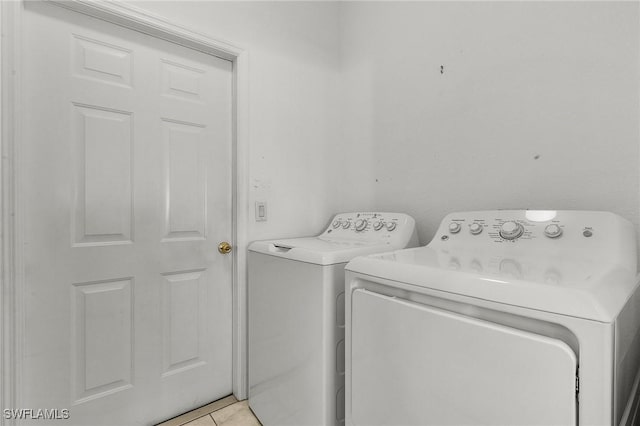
[72,104,133,246]
[72,34,133,88]
[161,59,205,103]
[162,119,207,241]
[71,278,133,404]
[161,269,207,376]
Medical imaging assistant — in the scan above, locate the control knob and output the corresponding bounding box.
[499,221,524,240]
[373,221,384,231]
[469,223,483,235]
[342,221,351,229]
[448,222,461,234]
[355,219,368,232]
[385,222,397,231]
[332,220,341,229]
[544,224,563,238]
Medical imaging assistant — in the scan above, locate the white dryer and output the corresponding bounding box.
[345,210,640,426]
[248,212,418,426]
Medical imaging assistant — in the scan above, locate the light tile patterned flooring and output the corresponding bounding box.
[157,395,262,426]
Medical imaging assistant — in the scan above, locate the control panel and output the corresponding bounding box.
[432,210,622,244]
[320,212,418,246]
[426,210,637,283]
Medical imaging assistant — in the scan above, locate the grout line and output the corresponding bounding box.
[209,414,218,426]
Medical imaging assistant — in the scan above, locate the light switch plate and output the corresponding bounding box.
[255,201,267,221]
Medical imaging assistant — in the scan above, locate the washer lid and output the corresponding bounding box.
[346,245,638,322]
[249,237,395,265]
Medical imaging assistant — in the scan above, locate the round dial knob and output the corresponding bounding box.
[332,220,341,229]
[373,221,384,231]
[499,221,524,240]
[342,221,351,229]
[355,219,368,232]
[448,222,461,234]
[544,224,562,238]
[469,223,483,235]
[385,222,397,231]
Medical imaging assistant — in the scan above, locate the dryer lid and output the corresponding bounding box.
[346,210,639,322]
[347,246,638,322]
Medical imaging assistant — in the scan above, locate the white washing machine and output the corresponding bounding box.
[248,212,418,426]
[345,210,640,426]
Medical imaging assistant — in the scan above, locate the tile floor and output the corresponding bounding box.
[157,395,262,426]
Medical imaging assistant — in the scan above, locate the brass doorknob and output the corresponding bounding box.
[218,241,233,254]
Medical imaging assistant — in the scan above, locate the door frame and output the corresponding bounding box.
[0,1,250,422]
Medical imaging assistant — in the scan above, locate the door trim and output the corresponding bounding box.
[1,3,22,423]
[0,2,250,422]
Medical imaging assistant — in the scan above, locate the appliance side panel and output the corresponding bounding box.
[323,263,347,426]
[615,281,640,425]
[247,252,325,425]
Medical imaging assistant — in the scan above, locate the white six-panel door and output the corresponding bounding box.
[20,2,233,424]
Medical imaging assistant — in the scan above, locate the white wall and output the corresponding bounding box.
[131,1,639,247]
[132,1,371,241]
[339,1,640,246]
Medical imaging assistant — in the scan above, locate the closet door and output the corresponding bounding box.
[20,2,233,424]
